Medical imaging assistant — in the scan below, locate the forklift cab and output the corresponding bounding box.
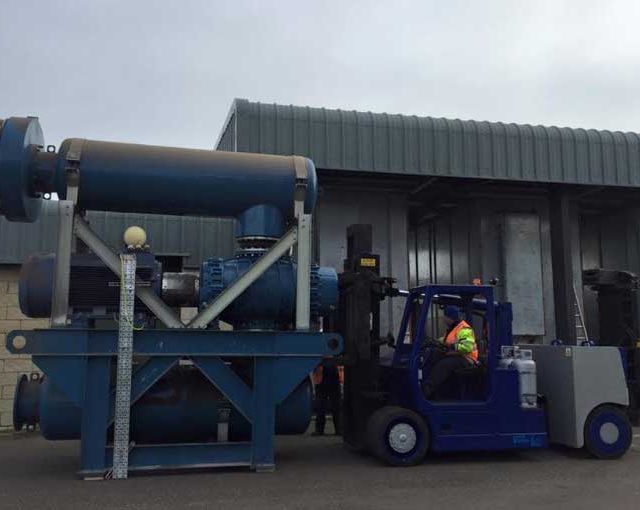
[391,285,495,402]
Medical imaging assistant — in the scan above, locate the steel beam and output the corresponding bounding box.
[295,203,311,330]
[73,216,184,329]
[50,201,74,326]
[549,189,577,344]
[188,227,297,329]
[8,329,343,357]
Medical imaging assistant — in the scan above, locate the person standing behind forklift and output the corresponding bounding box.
[422,305,478,398]
[312,358,343,435]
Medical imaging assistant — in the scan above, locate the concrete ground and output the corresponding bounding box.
[0,430,639,510]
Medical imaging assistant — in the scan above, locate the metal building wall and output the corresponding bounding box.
[0,201,235,267]
[225,99,640,188]
[409,196,557,342]
[315,186,409,336]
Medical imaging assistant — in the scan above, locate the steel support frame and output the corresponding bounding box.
[549,188,577,344]
[7,329,341,477]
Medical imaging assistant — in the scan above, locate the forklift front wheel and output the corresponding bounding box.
[366,406,429,466]
[584,405,633,459]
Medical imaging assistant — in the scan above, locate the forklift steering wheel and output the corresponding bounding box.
[422,338,447,352]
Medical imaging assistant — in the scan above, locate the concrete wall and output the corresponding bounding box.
[0,266,48,431]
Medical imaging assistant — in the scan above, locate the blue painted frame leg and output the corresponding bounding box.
[251,358,276,472]
[79,357,111,478]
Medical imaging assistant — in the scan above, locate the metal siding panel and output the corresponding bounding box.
[403,116,418,173]
[372,113,389,173]
[574,129,589,184]
[259,103,277,154]
[613,132,630,186]
[309,109,327,168]
[626,132,640,186]
[434,118,450,176]
[587,130,602,184]
[463,120,479,178]
[275,104,293,155]
[0,204,234,265]
[560,128,577,183]
[477,121,492,178]
[519,125,535,181]
[533,126,550,181]
[323,109,339,170]
[434,216,452,283]
[503,213,545,336]
[418,116,435,175]
[491,122,506,179]
[357,111,374,171]
[315,187,407,332]
[547,126,563,182]
[342,111,358,170]
[230,100,640,187]
[449,119,464,177]
[416,223,432,285]
[600,131,616,185]
[450,207,469,284]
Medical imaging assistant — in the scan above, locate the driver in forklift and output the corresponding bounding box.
[422,305,479,399]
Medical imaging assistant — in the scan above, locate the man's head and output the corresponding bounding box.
[443,305,460,327]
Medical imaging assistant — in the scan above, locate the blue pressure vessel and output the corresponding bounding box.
[0,117,317,222]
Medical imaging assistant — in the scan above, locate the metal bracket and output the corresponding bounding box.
[294,203,311,330]
[293,156,308,202]
[50,200,75,327]
[65,138,84,204]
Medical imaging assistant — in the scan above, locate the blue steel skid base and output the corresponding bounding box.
[7,329,342,477]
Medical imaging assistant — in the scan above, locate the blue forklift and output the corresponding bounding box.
[336,225,633,466]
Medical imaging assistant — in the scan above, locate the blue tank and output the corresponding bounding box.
[0,117,317,223]
[14,367,313,442]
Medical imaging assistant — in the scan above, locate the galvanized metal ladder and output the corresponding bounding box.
[573,284,589,344]
[111,253,137,479]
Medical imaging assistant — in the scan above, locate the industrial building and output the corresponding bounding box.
[1,99,640,431]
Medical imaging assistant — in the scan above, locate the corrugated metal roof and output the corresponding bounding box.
[0,201,235,266]
[218,98,640,187]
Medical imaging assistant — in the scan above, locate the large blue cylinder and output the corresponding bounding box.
[53,139,317,218]
[15,367,313,442]
[200,255,338,328]
[0,117,318,222]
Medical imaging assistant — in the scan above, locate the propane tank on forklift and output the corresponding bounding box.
[500,346,538,408]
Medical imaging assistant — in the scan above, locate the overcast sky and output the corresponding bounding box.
[2,0,640,149]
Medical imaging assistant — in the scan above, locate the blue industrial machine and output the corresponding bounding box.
[0,115,633,478]
[336,225,633,465]
[0,116,342,478]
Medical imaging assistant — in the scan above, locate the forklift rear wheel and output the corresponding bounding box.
[584,405,633,459]
[366,406,429,466]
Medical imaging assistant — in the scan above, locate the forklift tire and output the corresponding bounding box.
[366,406,429,466]
[584,405,633,459]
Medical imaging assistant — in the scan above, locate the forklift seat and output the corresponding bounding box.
[454,361,486,400]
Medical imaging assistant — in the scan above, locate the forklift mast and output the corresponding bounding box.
[335,225,397,450]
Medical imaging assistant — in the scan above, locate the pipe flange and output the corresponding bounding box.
[0,117,44,222]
